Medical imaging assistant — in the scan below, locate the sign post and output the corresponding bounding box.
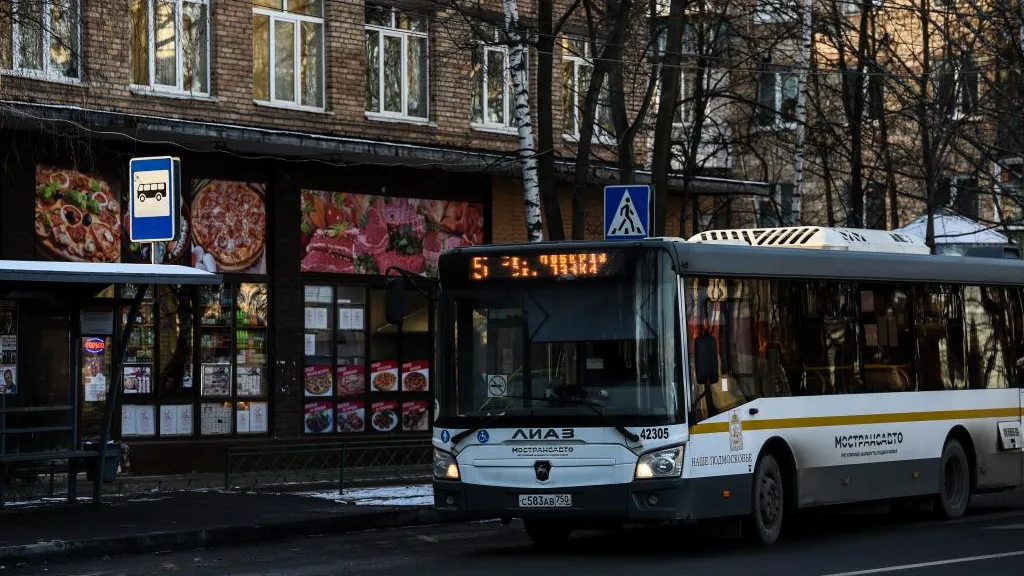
[128,156,181,263]
[603,185,651,240]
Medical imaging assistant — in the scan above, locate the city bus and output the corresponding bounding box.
[388,226,1024,547]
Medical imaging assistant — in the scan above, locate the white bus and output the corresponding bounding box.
[391,227,1024,547]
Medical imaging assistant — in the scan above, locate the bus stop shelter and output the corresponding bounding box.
[0,260,221,507]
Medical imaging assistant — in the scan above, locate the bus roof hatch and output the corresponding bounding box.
[686,226,931,255]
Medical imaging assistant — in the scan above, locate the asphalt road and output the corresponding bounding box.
[5,498,1024,576]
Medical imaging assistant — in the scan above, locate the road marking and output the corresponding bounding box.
[982,523,1024,530]
[416,535,438,543]
[818,550,1024,576]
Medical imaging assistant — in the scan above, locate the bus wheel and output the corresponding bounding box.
[744,453,785,546]
[934,438,971,520]
[523,519,572,547]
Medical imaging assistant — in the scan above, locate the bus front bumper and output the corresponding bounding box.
[433,475,751,523]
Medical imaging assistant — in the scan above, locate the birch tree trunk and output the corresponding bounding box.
[790,0,814,225]
[504,0,543,242]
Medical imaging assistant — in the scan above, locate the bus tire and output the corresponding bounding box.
[934,438,971,520]
[523,519,572,547]
[744,452,785,546]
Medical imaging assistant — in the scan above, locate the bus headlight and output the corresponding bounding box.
[635,446,684,479]
[433,448,460,480]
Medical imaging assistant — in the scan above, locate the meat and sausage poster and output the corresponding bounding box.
[299,191,484,276]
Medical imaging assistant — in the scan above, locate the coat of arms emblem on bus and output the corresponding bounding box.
[534,461,551,483]
[729,412,743,452]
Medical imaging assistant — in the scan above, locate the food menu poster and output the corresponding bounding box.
[371,360,398,392]
[237,401,269,434]
[299,191,485,277]
[304,364,333,397]
[304,400,333,434]
[123,365,152,394]
[201,364,231,396]
[370,400,400,433]
[0,302,16,396]
[402,400,429,431]
[121,404,156,436]
[337,401,365,433]
[401,361,429,392]
[337,365,364,396]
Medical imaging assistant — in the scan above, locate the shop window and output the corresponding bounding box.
[1,0,81,80]
[252,0,325,109]
[364,4,429,120]
[303,284,431,435]
[130,0,210,94]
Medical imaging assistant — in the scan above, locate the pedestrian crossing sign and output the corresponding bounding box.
[604,185,651,240]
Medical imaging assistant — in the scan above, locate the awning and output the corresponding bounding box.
[0,260,221,285]
[894,211,1009,245]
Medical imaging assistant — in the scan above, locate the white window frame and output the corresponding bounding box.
[676,68,726,126]
[757,68,798,130]
[5,0,82,82]
[753,0,796,24]
[253,0,326,111]
[949,67,978,120]
[131,0,211,96]
[471,28,526,133]
[562,38,615,145]
[364,5,430,122]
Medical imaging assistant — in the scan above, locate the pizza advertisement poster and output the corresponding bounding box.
[336,401,365,433]
[336,365,364,396]
[299,191,485,277]
[303,364,333,397]
[191,179,268,274]
[34,165,122,263]
[401,361,430,392]
[401,400,429,432]
[370,400,399,433]
[122,199,190,265]
[303,400,333,434]
[370,360,398,392]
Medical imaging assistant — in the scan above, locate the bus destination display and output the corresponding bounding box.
[470,252,610,280]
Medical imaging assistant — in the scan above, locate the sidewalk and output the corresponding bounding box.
[0,485,438,566]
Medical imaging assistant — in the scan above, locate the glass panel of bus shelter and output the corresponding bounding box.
[437,249,679,423]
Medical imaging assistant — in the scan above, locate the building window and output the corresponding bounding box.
[471,27,526,130]
[935,59,978,119]
[757,66,798,128]
[562,37,613,141]
[252,0,325,109]
[1,0,81,80]
[130,0,210,94]
[364,4,429,120]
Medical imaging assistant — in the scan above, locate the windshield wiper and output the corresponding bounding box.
[449,393,639,447]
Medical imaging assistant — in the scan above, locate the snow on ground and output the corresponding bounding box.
[297,484,433,506]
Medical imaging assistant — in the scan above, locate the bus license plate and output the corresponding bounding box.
[518,494,572,508]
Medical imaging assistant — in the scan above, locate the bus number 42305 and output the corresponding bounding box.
[639,427,670,440]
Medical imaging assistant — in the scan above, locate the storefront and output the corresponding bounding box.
[0,132,491,474]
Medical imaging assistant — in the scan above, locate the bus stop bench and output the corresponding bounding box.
[0,450,104,507]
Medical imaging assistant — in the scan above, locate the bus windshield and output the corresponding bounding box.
[435,248,682,427]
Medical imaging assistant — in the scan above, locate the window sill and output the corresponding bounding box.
[254,99,333,115]
[131,85,217,102]
[365,111,434,127]
[471,123,519,136]
[562,132,617,147]
[0,69,84,87]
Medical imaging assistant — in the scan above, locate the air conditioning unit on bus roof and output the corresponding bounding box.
[685,226,931,255]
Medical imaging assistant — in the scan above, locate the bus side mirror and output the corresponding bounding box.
[385,276,406,325]
[694,334,720,385]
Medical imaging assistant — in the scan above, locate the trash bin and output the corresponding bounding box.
[82,440,120,483]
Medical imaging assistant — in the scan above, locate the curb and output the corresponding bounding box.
[0,506,443,565]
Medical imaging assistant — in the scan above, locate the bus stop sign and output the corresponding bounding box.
[128,156,181,243]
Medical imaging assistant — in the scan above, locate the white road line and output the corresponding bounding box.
[818,550,1024,576]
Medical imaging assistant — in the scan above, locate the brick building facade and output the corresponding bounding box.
[0,0,761,474]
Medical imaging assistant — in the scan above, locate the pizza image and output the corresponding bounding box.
[191,180,267,272]
[34,166,121,263]
[373,371,397,392]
